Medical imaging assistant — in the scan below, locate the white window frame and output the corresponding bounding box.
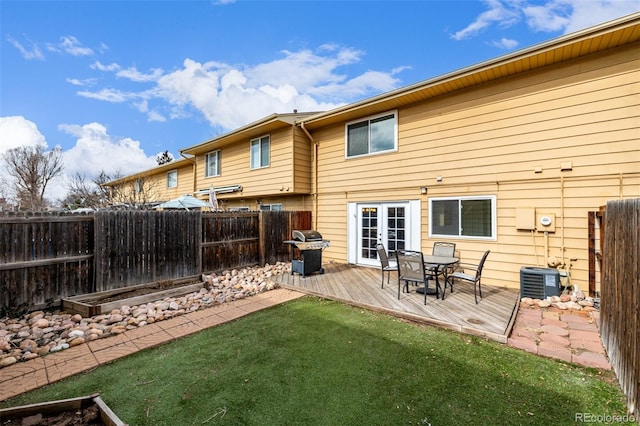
[250,135,270,169]
[429,195,497,240]
[167,170,178,188]
[205,150,221,178]
[259,203,283,211]
[345,110,398,159]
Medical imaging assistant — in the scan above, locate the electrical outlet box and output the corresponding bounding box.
[515,207,536,230]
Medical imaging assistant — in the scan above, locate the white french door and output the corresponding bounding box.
[356,202,410,266]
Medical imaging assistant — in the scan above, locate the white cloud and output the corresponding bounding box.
[490,37,520,49]
[66,77,97,86]
[82,46,404,131]
[116,66,164,82]
[77,88,132,103]
[453,0,640,42]
[0,117,50,201]
[0,116,47,152]
[59,122,157,180]
[48,35,94,56]
[525,0,640,34]
[6,36,45,60]
[451,0,521,40]
[0,117,158,203]
[91,61,121,72]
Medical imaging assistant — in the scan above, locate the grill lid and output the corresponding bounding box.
[292,230,323,242]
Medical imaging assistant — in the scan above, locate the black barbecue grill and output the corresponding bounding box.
[283,230,330,277]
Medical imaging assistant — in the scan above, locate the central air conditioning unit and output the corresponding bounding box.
[520,267,561,299]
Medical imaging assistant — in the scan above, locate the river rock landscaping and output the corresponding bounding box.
[0,262,290,369]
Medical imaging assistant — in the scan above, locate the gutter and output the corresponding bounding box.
[180,151,198,194]
[300,122,318,230]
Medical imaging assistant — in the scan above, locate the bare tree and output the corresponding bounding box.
[2,145,64,210]
[97,171,159,209]
[63,172,113,209]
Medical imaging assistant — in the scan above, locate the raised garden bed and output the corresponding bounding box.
[0,393,126,425]
[62,275,204,316]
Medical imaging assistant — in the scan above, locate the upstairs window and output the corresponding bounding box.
[205,150,221,177]
[429,196,496,240]
[167,170,177,188]
[251,135,270,169]
[346,111,397,158]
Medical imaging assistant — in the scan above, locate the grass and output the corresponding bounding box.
[1,297,632,425]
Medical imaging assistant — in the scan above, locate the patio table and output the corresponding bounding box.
[416,255,459,298]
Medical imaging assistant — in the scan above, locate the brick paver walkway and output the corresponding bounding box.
[1,291,610,403]
[507,306,611,370]
[0,289,306,402]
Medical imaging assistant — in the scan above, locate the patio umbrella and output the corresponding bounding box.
[155,194,210,210]
[208,185,219,211]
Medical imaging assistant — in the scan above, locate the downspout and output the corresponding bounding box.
[561,175,566,268]
[180,151,198,194]
[300,122,318,230]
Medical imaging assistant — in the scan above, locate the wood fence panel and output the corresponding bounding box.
[260,210,312,265]
[201,212,260,272]
[1,210,310,314]
[0,213,94,315]
[600,198,639,421]
[94,211,201,292]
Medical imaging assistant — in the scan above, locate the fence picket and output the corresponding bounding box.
[600,198,639,421]
[0,210,309,315]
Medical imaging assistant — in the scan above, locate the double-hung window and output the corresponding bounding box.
[346,111,397,158]
[429,196,496,239]
[167,170,177,188]
[205,150,221,177]
[251,135,270,169]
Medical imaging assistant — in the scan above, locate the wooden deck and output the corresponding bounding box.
[272,261,520,343]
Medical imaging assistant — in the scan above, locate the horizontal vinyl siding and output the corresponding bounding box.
[315,44,640,291]
[292,127,312,194]
[194,127,296,198]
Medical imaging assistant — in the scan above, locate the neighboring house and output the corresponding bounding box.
[104,158,194,208]
[179,112,319,211]
[299,12,640,292]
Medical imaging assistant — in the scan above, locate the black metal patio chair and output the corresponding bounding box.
[396,249,438,305]
[376,244,396,289]
[445,250,490,304]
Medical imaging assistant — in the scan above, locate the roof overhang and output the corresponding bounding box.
[103,157,193,186]
[180,112,320,156]
[298,12,640,130]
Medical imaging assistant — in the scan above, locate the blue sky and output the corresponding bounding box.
[1,0,639,202]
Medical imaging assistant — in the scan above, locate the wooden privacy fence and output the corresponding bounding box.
[0,210,311,315]
[600,198,639,421]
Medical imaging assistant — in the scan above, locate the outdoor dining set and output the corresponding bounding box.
[376,243,490,305]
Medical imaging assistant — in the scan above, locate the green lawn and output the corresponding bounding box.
[1,297,632,425]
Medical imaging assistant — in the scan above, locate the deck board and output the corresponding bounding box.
[272,262,520,343]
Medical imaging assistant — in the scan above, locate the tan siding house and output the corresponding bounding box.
[180,112,317,211]
[299,13,640,293]
[111,13,639,294]
[105,158,195,207]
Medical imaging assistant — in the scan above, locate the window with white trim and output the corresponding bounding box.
[250,135,270,169]
[429,196,496,239]
[167,170,177,188]
[259,203,283,211]
[346,111,397,158]
[205,150,221,177]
